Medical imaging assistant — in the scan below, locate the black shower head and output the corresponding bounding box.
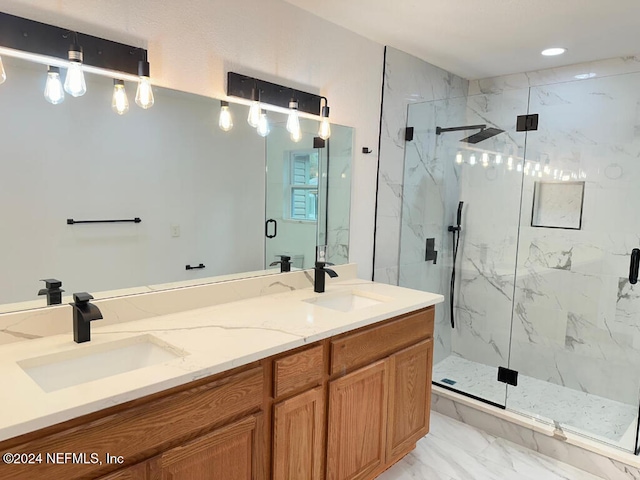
[459,127,504,144]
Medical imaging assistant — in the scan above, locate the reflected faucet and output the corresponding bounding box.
[38,278,64,305]
[314,261,338,293]
[270,255,292,273]
[71,292,103,343]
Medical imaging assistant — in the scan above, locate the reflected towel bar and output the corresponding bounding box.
[67,218,142,225]
[186,263,205,270]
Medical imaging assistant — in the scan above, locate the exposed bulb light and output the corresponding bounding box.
[135,53,154,109]
[541,47,566,56]
[218,100,233,132]
[287,98,301,139]
[516,162,523,173]
[63,36,86,97]
[495,154,502,165]
[257,109,270,137]
[318,99,331,140]
[247,87,260,127]
[111,79,129,115]
[507,156,514,170]
[455,152,463,164]
[482,153,489,167]
[0,56,5,84]
[469,154,476,166]
[43,66,64,104]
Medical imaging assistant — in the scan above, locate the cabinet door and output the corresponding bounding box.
[155,415,259,480]
[273,386,324,480]
[386,339,432,462]
[98,461,148,480]
[326,360,388,480]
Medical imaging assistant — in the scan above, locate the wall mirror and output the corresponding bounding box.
[0,56,352,312]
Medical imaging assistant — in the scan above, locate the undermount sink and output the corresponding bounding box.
[18,334,185,393]
[304,290,391,312]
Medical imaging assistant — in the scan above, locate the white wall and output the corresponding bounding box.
[1,0,384,280]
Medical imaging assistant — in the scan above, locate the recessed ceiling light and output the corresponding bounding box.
[574,73,597,79]
[541,47,566,56]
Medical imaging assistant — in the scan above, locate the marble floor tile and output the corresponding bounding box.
[433,355,637,447]
[378,412,603,480]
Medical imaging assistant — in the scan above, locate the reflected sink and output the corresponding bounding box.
[18,334,185,393]
[304,290,391,312]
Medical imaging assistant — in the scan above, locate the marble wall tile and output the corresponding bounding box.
[374,46,468,289]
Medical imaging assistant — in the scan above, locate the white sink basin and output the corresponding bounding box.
[18,335,185,393]
[304,290,391,312]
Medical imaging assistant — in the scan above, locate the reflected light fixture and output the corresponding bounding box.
[112,79,129,115]
[257,109,270,137]
[318,97,331,140]
[482,153,489,168]
[469,154,477,166]
[0,56,5,84]
[135,51,154,109]
[495,154,502,165]
[44,66,64,104]
[218,100,233,132]
[541,47,566,56]
[507,156,514,170]
[287,98,301,141]
[247,87,261,128]
[63,33,86,97]
[455,152,463,164]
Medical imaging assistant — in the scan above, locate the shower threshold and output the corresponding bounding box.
[433,355,637,450]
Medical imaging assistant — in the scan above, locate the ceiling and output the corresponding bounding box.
[284,0,640,79]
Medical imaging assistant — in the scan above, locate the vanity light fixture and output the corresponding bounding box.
[0,55,5,84]
[135,50,154,109]
[287,97,302,142]
[247,86,261,128]
[44,66,64,104]
[112,79,129,115]
[256,109,270,137]
[318,97,331,140]
[0,12,154,107]
[63,33,86,97]
[226,72,327,139]
[218,100,233,132]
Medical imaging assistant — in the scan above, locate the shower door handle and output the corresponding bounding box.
[265,219,277,239]
[629,249,640,284]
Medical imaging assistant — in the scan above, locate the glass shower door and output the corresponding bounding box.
[399,88,529,407]
[508,72,640,452]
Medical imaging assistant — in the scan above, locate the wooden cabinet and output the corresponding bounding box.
[97,461,148,480]
[272,387,324,480]
[326,360,389,480]
[153,415,260,480]
[386,339,433,462]
[0,306,435,480]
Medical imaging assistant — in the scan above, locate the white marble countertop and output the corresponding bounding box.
[0,279,442,442]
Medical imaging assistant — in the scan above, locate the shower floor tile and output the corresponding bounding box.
[433,355,637,448]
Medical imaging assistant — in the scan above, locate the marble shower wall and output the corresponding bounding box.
[509,72,640,405]
[374,47,468,285]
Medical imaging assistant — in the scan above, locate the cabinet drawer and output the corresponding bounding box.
[274,345,324,398]
[0,366,264,480]
[330,308,433,376]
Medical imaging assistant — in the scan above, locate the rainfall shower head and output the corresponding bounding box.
[436,124,504,144]
[460,127,504,144]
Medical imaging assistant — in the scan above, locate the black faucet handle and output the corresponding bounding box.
[40,278,63,289]
[73,292,94,304]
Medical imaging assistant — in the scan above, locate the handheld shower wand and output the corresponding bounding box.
[448,202,463,328]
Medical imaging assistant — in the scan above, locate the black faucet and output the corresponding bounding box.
[38,278,64,305]
[314,262,338,293]
[71,292,103,343]
[270,255,292,273]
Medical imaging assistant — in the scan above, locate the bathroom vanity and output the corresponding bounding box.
[0,279,442,479]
